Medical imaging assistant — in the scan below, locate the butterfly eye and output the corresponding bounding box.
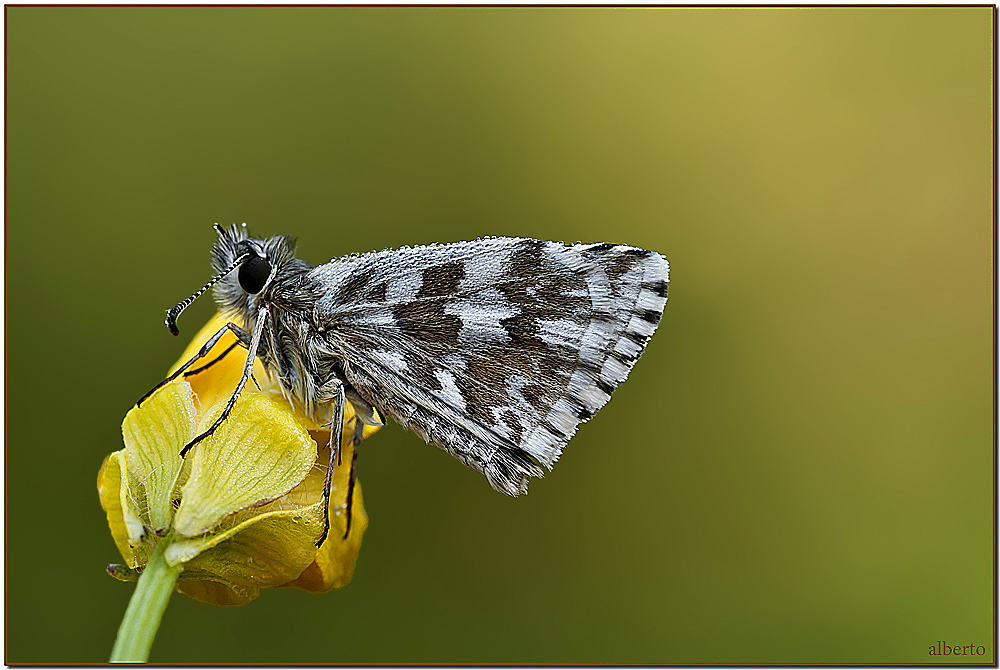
[238,254,272,294]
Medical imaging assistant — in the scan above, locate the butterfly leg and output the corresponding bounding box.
[343,437,361,539]
[136,322,251,407]
[183,340,242,378]
[178,306,270,457]
[351,414,366,446]
[316,378,345,547]
[340,390,381,538]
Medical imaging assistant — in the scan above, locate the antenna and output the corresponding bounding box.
[165,252,250,335]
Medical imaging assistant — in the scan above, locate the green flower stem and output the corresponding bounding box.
[111,538,183,663]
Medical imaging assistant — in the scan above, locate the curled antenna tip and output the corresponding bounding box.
[161,251,250,338]
[165,311,181,336]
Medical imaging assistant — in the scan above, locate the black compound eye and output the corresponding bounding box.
[238,254,272,294]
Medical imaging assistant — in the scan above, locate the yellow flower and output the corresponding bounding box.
[98,313,380,606]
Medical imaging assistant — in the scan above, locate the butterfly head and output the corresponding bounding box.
[164,223,302,336]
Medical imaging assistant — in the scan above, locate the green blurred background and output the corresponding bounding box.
[6,6,993,664]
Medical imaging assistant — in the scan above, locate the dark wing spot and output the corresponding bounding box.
[403,350,443,391]
[639,309,662,325]
[334,269,373,303]
[500,312,575,378]
[392,300,462,343]
[610,350,634,366]
[624,247,653,258]
[521,383,548,412]
[367,281,387,303]
[502,409,524,443]
[586,243,616,253]
[602,248,653,281]
[501,312,540,349]
[604,256,639,281]
[541,420,567,440]
[535,274,588,312]
[455,366,505,427]
[506,239,546,280]
[417,261,466,298]
[624,330,648,345]
[642,280,669,298]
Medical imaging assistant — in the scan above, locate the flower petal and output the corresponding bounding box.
[122,381,195,534]
[175,580,260,607]
[167,502,325,586]
[283,483,368,592]
[277,434,368,592]
[174,393,317,537]
[168,313,271,413]
[97,451,150,568]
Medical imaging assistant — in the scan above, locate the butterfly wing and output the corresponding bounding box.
[308,237,668,495]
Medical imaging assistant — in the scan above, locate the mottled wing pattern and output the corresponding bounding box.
[308,237,668,495]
